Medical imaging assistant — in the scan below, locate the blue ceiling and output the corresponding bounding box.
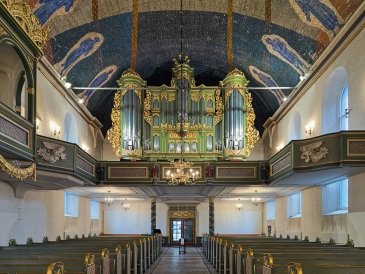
[32,0,362,135]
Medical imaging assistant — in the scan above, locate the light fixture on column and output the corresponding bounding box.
[104,190,113,206]
[235,199,243,211]
[251,190,261,206]
[121,199,130,211]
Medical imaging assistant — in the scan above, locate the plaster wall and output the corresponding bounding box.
[36,70,102,160]
[0,45,25,111]
[214,201,263,234]
[266,28,365,158]
[103,201,151,234]
[263,172,365,246]
[261,17,365,248]
[0,181,103,246]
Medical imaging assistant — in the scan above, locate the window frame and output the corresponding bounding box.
[90,200,100,220]
[266,200,276,220]
[322,179,348,216]
[338,83,349,131]
[288,193,302,218]
[64,192,79,217]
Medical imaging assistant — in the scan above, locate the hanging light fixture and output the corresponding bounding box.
[251,190,261,206]
[121,199,130,211]
[104,190,113,206]
[235,199,243,211]
[165,0,199,186]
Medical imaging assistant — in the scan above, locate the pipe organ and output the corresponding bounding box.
[108,58,259,161]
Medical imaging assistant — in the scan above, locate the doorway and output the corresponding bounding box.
[170,218,195,245]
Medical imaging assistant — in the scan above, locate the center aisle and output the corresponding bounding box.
[146,247,217,274]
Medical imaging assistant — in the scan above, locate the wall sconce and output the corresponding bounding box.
[304,121,315,136]
[235,199,243,211]
[121,199,130,211]
[36,117,41,130]
[251,190,261,206]
[81,144,90,152]
[276,143,284,152]
[50,122,61,137]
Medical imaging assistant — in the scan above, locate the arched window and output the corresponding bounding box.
[64,112,78,143]
[339,84,349,131]
[322,67,348,134]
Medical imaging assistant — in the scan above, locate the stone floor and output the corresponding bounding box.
[146,246,217,274]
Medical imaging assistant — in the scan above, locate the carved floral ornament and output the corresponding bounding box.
[0,0,49,51]
[37,141,67,163]
[0,154,36,180]
[300,141,329,163]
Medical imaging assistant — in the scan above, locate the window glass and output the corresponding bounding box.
[322,179,348,215]
[64,192,78,217]
[339,84,349,130]
[266,200,276,220]
[288,193,301,218]
[90,200,100,220]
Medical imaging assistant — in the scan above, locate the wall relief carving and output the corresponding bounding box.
[300,141,329,163]
[37,141,66,163]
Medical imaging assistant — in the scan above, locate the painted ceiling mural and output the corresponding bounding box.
[27,0,362,134]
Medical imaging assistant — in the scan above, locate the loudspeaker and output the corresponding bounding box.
[96,166,105,181]
[261,162,270,184]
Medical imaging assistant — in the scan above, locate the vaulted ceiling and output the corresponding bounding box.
[30,0,362,134]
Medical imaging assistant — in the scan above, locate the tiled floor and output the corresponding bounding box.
[146,247,216,274]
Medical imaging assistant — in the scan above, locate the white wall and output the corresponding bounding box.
[36,68,102,160]
[259,18,365,248]
[263,172,365,246]
[156,202,168,236]
[104,201,151,234]
[0,181,103,246]
[197,203,209,236]
[215,201,263,234]
[266,27,365,158]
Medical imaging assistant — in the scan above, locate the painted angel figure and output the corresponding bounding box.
[34,0,76,26]
[78,68,115,105]
[263,35,310,76]
[293,0,342,36]
[60,37,101,75]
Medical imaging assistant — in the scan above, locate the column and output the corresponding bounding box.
[209,197,214,235]
[151,198,156,233]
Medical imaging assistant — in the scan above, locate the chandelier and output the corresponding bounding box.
[235,199,244,211]
[166,159,199,185]
[251,190,261,206]
[165,0,199,186]
[121,199,130,211]
[105,190,113,206]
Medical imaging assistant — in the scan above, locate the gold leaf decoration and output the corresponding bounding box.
[0,154,36,180]
[107,91,122,157]
[0,0,49,51]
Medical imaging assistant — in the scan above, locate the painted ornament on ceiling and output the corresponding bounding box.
[289,0,343,38]
[262,34,310,76]
[77,65,117,106]
[33,0,80,26]
[56,32,104,76]
[249,66,286,105]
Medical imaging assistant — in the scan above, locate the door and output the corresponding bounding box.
[170,218,195,245]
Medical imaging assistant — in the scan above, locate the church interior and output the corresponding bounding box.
[0,0,365,273]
